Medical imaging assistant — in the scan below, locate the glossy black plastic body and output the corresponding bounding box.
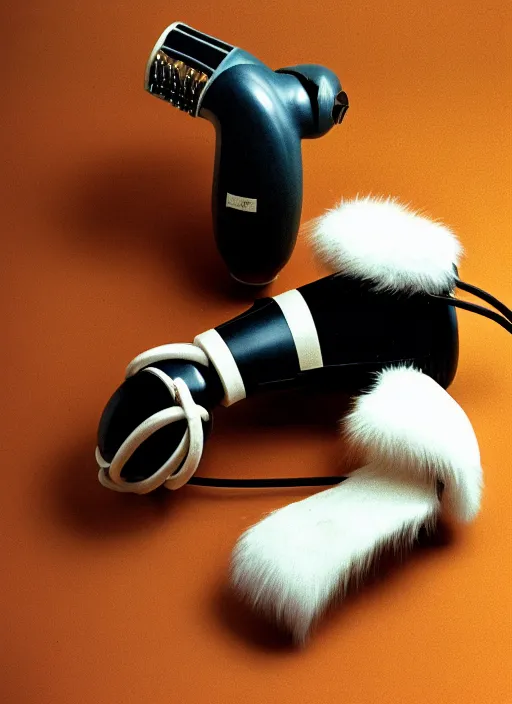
[97,273,458,483]
[200,64,343,284]
[216,273,459,393]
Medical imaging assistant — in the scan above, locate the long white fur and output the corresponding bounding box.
[230,367,482,643]
[231,467,438,643]
[309,196,462,295]
[344,366,482,522]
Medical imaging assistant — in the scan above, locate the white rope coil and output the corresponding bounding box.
[126,343,210,377]
[96,344,211,494]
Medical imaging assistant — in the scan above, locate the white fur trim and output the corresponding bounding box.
[309,196,462,295]
[230,366,482,642]
[344,366,482,522]
[231,467,438,643]
[272,289,323,371]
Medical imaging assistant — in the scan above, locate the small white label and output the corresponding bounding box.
[226,193,257,213]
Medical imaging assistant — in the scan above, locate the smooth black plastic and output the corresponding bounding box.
[97,272,459,487]
[213,273,459,395]
[215,297,300,393]
[297,274,459,391]
[200,64,344,284]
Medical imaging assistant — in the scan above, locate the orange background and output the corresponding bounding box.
[1,1,511,703]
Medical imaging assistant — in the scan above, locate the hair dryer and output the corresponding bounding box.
[144,22,349,285]
[96,267,459,492]
[95,196,511,495]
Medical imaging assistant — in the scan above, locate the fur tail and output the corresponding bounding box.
[230,367,482,642]
[232,465,438,643]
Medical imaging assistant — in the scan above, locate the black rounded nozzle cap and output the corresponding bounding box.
[276,63,347,136]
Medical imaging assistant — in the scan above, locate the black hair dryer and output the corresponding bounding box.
[145,22,349,286]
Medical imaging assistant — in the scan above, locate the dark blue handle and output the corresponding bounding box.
[200,64,311,284]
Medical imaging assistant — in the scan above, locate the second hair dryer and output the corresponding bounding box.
[145,22,349,285]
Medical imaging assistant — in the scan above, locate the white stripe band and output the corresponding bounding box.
[272,289,323,371]
[193,329,246,407]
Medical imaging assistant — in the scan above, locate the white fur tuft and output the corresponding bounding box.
[309,196,462,295]
[230,366,482,642]
[231,468,438,643]
[344,366,482,522]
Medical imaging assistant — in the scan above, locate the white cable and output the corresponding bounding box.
[97,344,212,493]
[126,343,209,378]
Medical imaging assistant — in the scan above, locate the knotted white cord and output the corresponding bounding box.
[96,344,211,493]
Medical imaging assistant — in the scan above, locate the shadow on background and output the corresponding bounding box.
[44,386,353,539]
[55,149,259,305]
[215,520,454,649]
[315,519,455,640]
[212,385,353,434]
[215,581,296,653]
[181,386,356,491]
[42,404,455,650]
[45,435,176,540]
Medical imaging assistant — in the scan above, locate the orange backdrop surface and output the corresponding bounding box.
[1,1,511,703]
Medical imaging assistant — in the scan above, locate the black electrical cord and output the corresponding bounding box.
[432,296,512,334]
[188,475,347,488]
[455,280,512,324]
